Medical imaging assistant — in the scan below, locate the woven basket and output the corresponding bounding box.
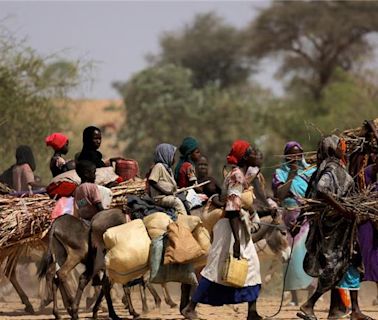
[222,255,248,288]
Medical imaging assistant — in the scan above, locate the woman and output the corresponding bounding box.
[175,137,201,188]
[12,145,39,193]
[196,155,222,198]
[182,140,262,320]
[149,143,187,215]
[272,141,316,306]
[45,132,70,177]
[299,135,372,320]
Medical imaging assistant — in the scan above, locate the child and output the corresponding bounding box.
[74,160,104,222]
[149,143,187,215]
[45,132,70,177]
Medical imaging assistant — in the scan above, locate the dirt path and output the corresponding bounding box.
[0,283,377,320]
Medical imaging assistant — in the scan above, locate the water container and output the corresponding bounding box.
[115,159,139,181]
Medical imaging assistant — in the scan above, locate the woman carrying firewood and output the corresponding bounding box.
[298,135,373,320]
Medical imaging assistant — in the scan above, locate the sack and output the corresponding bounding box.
[149,235,198,285]
[200,201,224,232]
[176,215,201,232]
[143,212,173,239]
[191,225,211,269]
[51,197,74,220]
[95,167,120,186]
[104,219,150,284]
[116,159,139,181]
[186,189,203,209]
[164,222,204,265]
[46,181,77,199]
[241,187,254,212]
[222,255,248,288]
[97,185,113,209]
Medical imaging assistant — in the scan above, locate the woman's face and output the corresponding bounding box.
[197,156,208,177]
[61,141,69,155]
[285,146,302,164]
[92,130,102,150]
[191,148,201,163]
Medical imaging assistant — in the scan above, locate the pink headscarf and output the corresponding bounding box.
[45,133,68,151]
[226,140,251,165]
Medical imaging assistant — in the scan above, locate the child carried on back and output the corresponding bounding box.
[148,144,187,215]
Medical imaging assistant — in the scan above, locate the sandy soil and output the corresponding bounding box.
[0,282,376,320]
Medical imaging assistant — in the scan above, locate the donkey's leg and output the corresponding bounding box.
[92,286,104,320]
[146,282,161,309]
[9,267,34,314]
[103,276,121,320]
[161,283,177,308]
[52,275,61,320]
[71,270,92,320]
[139,283,149,313]
[123,285,140,319]
[39,262,56,310]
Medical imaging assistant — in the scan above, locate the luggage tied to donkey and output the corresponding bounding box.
[104,219,151,284]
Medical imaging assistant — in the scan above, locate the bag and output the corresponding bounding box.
[200,199,224,232]
[95,167,120,186]
[191,225,211,269]
[222,255,248,288]
[115,159,139,181]
[46,181,77,199]
[143,212,173,239]
[176,215,201,232]
[164,222,204,265]
[104,219,150,284]
[51,197,74,220]
[241,187,254,212]
[149,235,198,285]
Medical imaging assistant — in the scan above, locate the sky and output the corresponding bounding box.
[0,1,281,99]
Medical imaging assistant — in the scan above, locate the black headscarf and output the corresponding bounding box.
[16,145,36,171]
[77,126,105,168]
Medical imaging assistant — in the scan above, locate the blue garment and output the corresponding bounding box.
[337,266,361,290]
[192,276,260,306]
[275,159,316,198]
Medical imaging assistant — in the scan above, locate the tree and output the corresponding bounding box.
[0,25,83,181]
[154,12,253,89]
[246,1,378,101]
[114,64,269,179]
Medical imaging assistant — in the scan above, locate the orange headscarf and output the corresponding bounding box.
[226,140,251,165]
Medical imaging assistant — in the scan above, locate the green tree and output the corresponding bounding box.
[0,26,84,182]
[114,64,270,179]
[246,1,378,100]
[154,12,253,89]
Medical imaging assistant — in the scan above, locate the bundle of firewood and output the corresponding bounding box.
[0,195,55,248]
[302,189,378,225]
[110,178,147,208]
[0,182,12,195]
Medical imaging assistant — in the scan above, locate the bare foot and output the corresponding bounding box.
[181,306,199,320]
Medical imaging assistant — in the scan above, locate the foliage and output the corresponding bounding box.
[246,1,378,100]
[114,64,270,179]
[0,26,83,182]
[154,12,253,89]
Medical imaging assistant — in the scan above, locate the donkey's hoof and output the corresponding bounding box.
[24,304,35,314]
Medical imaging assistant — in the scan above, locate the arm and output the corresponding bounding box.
[149,180,173,196]
[318,191,352,220]
[277,170,297,201]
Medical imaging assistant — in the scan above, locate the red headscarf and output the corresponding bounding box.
[227,140,251,165]
[45,133,68,151]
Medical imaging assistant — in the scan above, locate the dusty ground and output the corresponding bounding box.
[0,282,376,320]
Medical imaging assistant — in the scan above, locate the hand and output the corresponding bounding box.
[233,241,241,259]
[289,224,300,237]
[270,207,278,219]
[289,161,298,172]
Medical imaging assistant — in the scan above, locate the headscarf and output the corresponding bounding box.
[274,141,316,197]
[45,133,68,151]
[78,126,105,168]
[154,143,177,173]
[174,137,199,180]
[317,135,346,165]
[15,145,36,171]
[226,140,251,165]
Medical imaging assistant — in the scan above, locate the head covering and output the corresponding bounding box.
[154,143,177,171]
[226,140,251,165]
[317,135,346,165]
[15,145,36,171]
[78,126,105,168]
[45,133,68,151]
[174,137,199,180]
[82,126,100,149]
[284,141,303,155]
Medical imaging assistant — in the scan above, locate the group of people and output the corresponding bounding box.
[0,123,377,320]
